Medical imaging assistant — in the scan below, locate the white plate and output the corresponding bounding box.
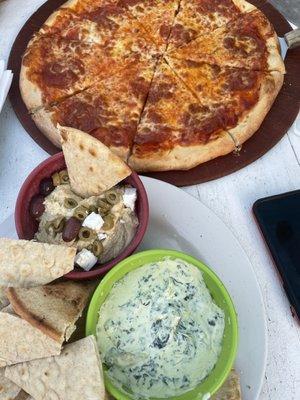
[0,177,267,400]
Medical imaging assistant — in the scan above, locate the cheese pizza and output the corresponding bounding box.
[32,58,156,158]
[20,0,285,172]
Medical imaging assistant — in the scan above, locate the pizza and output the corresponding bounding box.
[32,58,156,158]
[20,0,285,171]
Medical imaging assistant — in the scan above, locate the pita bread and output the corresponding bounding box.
[60,126,131,197]
[0,305,14,315]
[0,238,75,287]
[0,312,61,367]
[6,336,106,400]
[6,281,94,343]
[212,370,241,400]
[0,368,21,400]
[0,288,9,310]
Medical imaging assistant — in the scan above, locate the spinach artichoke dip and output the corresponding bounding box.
[30,169,138,271]
[96,258,225,399]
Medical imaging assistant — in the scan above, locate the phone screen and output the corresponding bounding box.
[253,190,300,319]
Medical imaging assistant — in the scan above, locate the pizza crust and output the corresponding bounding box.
[32,108,61,147]
[266,38,285,73]
[20,63,44,112]
[129,132,235,172]
[228,71,284,146]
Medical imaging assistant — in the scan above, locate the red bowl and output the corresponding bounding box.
[15,152,149,280]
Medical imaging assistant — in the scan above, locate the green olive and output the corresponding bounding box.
[52,217,66,233]
[78,227,96,241]
[73,206,89,221]
[92,240,104,257]
[102,214,115,231]
[59,169,69,184]
[64,198,78,209]
[105,190,120,205]
[97,198,111,212]
[88,205,98,214]
[52,172,61,187]
[45,221,55,235]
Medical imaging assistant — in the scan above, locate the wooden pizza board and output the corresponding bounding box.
[8,0,300,187]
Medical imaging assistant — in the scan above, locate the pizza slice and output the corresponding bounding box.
[39,7,111,43]
[168,10,285,73]
[58,0,180,51]
[128,61,236,172]
[166,56,284,148]
[119,0,180,52]
[40,0,159,48]
[31,58,157,159]
[168,0,255,50]
[21,24,158,111]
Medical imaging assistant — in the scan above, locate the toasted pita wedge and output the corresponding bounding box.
[0,312,61,367]
[0,238,75,287]
[0,368,21,400]
[212,370,241,400]
[6,281,94,343]
[6,336,106,400]
[60,126,131,197]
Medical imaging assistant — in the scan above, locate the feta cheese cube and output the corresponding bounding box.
[82,212,104,232]
[75,249,98,271]
[98,232,107,241]
[123,188,137,211]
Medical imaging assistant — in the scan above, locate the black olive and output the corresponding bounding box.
[29,195,45,219]
[39,177,55,196]
[62,217,82,242]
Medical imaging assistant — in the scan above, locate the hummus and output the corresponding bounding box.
[35,183,138,268]
[96,258,225,399]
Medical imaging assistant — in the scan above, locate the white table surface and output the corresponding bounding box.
[0,1,299,399]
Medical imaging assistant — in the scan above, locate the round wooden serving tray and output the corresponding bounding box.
[8,0,300,187]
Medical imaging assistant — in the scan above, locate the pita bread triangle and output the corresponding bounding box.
[6,281,94,343]
[5,336,106,400]
[0,368,21,400]
[0,238,75,287]
[0,311,61,367]
[60,126,131,198]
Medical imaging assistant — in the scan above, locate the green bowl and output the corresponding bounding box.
[86,249,238,400]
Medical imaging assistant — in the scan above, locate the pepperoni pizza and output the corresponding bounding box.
[20,0,285,171]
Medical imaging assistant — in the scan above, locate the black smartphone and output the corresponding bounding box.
[253,190,300,321]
